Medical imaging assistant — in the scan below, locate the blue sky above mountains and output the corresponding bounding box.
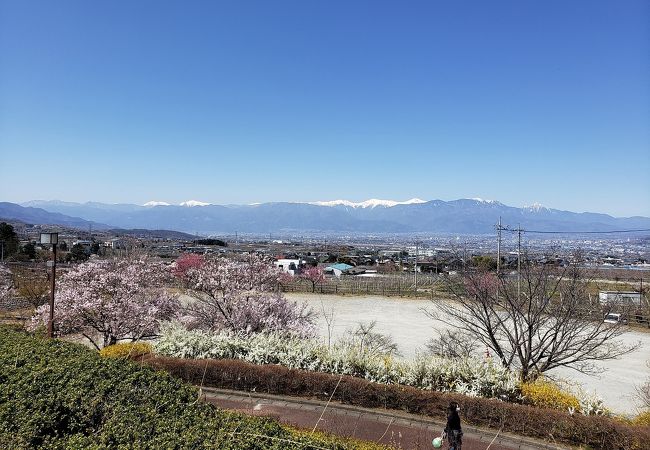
[0,1,648,216]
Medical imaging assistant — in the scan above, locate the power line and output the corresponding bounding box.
[506,228,650,235]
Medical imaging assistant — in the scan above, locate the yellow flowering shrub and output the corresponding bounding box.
[288,427,390,450]
[99,342,152,359]
[520,379,580,411]
[633,410,650,427]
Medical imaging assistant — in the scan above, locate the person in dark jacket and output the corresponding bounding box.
[443,401,463,450]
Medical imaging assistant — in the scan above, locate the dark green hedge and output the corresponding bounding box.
[0,327,379,449]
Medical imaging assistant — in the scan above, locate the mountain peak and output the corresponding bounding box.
[309,198,427,208]
[180,200,211,207]
[143,201,171,207]
[525,202,550,212]
[469,198,497,204]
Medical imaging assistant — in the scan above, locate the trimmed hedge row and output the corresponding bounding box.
[140,355,650,450]
[0,326,385,449]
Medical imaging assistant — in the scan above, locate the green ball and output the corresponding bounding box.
[432,437,443,448]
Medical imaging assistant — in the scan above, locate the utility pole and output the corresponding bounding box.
[496,217,503,300]
[49,243,57,338]
[40,232,58,339]
[641,277,644,305]
[517,224,522,301]
[414,241,419,291]
[463,240,467,270]
[496,217,502,275]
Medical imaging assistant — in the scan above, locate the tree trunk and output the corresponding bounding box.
[103,333,117,348]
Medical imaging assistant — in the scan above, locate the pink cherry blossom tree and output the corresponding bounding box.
[299,266,325,293]
[277,271,295,287]
[172,253,205,281]
[463,271,498,299]
[177,253,314,336]
[30,258,180,349]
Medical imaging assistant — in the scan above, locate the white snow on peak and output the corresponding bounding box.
[180,200,211,207]
[311,200,359,208]
[470,198,496,204]
[525,202,549,212]
[401,198,427,205]
[143,201,171,207]
[310,198,426,208]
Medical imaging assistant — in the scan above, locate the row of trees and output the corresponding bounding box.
[12,249,638,385]
[0,222,99,262]
[28,254,314,349]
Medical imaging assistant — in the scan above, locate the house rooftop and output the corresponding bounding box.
[327,263,354,271]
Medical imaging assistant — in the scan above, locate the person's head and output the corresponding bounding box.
[448,401,460,415]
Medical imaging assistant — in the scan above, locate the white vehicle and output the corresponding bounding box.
[603,313,628,325]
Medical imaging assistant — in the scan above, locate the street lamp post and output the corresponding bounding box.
[40,232,59,338]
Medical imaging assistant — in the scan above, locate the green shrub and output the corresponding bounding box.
[0,326,385,449]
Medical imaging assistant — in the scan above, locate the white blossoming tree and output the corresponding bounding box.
[30,258,180,349]
[177,253,314,336]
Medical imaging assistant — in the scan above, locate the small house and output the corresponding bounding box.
[599,291,642,306]
[324,263,354,278]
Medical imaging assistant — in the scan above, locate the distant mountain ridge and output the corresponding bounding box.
[0,202,111,230]
[5,199,650,235]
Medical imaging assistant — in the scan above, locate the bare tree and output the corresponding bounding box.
[345,320,400,357]
[427,254,638,381]
[426,329,479,358]
[320,299,336,349]
[636,361,650,410]
[16,270,49,308]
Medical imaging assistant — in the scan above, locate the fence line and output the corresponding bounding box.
[280,274,442,298]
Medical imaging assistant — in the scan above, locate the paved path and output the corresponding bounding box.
[202,388,568,450]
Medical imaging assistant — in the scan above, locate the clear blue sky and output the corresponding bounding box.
[1,1,648,217]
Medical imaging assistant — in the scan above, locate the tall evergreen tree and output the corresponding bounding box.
[0,223,20,258]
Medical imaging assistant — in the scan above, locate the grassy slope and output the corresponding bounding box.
[0,326,384,449]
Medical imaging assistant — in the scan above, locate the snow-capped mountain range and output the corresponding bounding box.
[2,198,648,235]
[308,198,426,208]
[142,198,426,208]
